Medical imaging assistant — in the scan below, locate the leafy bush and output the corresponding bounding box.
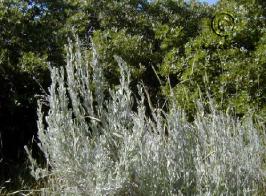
[159,0,266,119]
[29,40,265,195]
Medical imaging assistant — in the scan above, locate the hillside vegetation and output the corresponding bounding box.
[0,0,265,194]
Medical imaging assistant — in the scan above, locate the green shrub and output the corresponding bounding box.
[159,0,266,119]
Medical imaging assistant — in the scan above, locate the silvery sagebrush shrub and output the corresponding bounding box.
[27,38,266,195]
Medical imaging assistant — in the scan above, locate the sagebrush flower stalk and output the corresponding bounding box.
[29,39,266,195]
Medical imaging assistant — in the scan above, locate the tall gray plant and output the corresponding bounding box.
[29,39,265,195]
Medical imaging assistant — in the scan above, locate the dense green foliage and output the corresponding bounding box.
[0,0,265,192]
[160,0,266,119]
